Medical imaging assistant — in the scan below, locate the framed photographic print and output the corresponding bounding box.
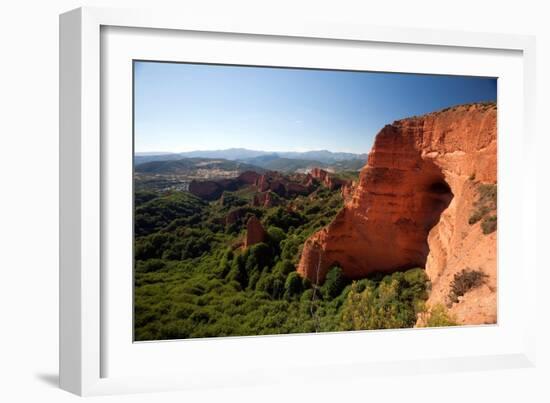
[132,61,498,340]
[60,7,537,396]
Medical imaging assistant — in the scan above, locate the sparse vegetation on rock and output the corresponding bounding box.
[481,215,497,234]
[448,268,489,304]
[469,183,497,229]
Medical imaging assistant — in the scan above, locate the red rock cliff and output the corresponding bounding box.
[244,216,267,248]
[297,103,497,325]
[310,167,351,190]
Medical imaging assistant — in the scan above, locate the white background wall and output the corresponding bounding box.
[0,0,547,401]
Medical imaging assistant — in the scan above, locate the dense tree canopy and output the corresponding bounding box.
[133,183,434,341]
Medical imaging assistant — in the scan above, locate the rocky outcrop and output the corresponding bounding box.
[189,171,261,200]
[252,191,281,208]
[188,180,228,200]
[244,216,267,248]
[340,181,356,202]
[225,207,248,226]
[254,171,313,197]
[310,167,351,190]
[422,179,497,325]
[297,103,497,325]
[238,171,262,185]
[310,167,329,183]
[189,170,316,201]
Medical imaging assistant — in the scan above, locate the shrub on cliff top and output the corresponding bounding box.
[481,215,497,234]
[448,268,488,304]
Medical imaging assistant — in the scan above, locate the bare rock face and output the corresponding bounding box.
[305,173,315,187]
[310,167,329,183]
[310,167,351,190]
[341,181,356,202]
[285,182,311,196]
[237,171,261,185]
[297,103,497,325]
[252,191,281,208]
[255,172,286,195]
[188,180,226,200]
[244,216,267,248]
[189,171,261,200]
[254,171,313,197]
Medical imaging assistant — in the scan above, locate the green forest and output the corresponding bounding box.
[134,173,437,341]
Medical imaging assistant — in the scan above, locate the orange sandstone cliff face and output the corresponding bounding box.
[297,103,497,325]
[244,216,267,248]
[310,167,352,191]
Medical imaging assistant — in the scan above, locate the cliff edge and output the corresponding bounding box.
[297,102,497,325]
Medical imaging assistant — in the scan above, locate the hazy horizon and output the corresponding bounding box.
[134,62,497,154]
[134,147,368,156]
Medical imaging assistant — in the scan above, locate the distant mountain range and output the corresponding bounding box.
[134,148,368,166]
[240,154,366,173]
[135,157,266,175]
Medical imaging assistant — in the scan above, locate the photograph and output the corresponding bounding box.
[132,61,497,341]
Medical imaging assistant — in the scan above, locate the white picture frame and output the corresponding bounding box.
[59,6,537,396]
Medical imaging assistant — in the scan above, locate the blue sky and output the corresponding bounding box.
[134,61,496,154]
